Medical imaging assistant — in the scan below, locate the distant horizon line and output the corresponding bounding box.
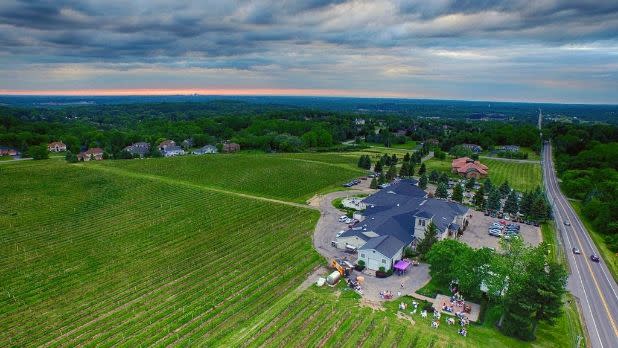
[0,88,615,106]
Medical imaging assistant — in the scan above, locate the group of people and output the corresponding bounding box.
[347,278,362,293]
[379,290,395,299]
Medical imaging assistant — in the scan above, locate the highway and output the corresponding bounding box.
[543,142,618,348]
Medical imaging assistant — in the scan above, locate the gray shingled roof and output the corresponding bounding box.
[359,235,405,258]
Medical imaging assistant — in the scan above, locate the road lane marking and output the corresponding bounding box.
[546,145,618,341]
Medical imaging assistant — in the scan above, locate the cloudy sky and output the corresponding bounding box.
[0,0,617,103]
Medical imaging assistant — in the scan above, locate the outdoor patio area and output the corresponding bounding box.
[434,294,481,322]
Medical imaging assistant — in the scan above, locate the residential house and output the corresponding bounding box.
[0,146,19,157]
[354,118,366,126]
[497,145,520,152]
[77,148,104,161]
[161,145,185,157]
[336,179,469,271]
[47,141,67,152]
[222,142,240,153]
[158,140,176,151]
[451,157,489,179]
[193,145,218,155]
[124,142,150,157]
[461,144,483,153]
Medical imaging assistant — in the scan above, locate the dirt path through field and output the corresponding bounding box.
[81,164,317,210]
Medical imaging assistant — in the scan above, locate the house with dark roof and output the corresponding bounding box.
[161,145,185,157]
[124,142,150,157]
[335,179,469,270]
[462,143,483,153]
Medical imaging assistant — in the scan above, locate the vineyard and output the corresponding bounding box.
[483,159,542,192]
[222,286,577,348]
[0,160,321,346]
[98,154,363,203]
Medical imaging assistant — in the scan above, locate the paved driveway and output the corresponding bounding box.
[310,180,375,261]
[358,264,430,302]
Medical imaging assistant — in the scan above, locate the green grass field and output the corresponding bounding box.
[424,157,542,192]
[0,160,322,346]
[97,153,363,203]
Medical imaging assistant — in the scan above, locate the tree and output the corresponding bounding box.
[404,152,411,162]
[452,184,463,202]
[357,155,371,169]
[370,177,378,189]
[435,182,448,199]
[499,181,511,198]
[465,177,476,191]
[374,160,383,173]
[417,222,439,257]
[65,150,78,163]
[408,162,415,177]
[484,178,493,193]
[399,161,410,177]
[419,174,428,189]
[391,154,398,165]
[438,173,449,185]
[520,191,534,217]
[426,239,473,286]
[386,165,397,181]
[531,195,548,221]
[473,186,486,209]
[504,191,519,215]
[419,163,427,175]
[487,188,502,211]
[429,170,440,183]
[28,145,49,160]
[378,172,386,185]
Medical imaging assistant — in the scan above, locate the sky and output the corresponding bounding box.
[0,0,617,104]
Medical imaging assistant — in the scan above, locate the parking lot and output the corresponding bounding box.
[458,210,542,249]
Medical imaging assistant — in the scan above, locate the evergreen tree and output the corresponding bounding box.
[391,154,398,165]
[484,178,493,192]
[531,195,548,221]
[452,184,464,202]
[370,177,378,189]
[504,191,520,215]
[438,173,449,185]
[473,186,486,209]
[364,155,372,170]
[429,170,440,183]
[465,177,476,191]
[419,163,427,175]
[487,188,502,211]
[378,172,386,185]
[399,161,410,177]
[408,162,415,177]
[403,152,411,162]
[419,174,428,189]
[357,155,364,168]
[436,182,448,199]
[417,222,439,257]
[499,181,511,198]
[386,165,397,181]
[520,191,534,217]
[374,160,383,173]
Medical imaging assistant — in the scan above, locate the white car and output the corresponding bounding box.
[344,218,353,224]
[338,215,347,222]
[336,230,345,238]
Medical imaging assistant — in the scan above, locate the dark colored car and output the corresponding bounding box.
[590,254,600,262]
[572,247,581,254]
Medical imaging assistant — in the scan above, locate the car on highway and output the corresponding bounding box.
[590,254,600,262]
[564,220,571,226]
[572,247,581,254]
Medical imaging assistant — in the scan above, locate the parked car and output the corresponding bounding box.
[590,254,600,262]
[338,215,347,222]
[572,247,581,254]
[336,230,345,238]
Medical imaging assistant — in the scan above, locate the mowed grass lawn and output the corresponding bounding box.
[0,160,321,346]
[425,157,542,192]
[98,153,364,203]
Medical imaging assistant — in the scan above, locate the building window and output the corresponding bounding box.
[382,259,387,263]
[360,253,365,258]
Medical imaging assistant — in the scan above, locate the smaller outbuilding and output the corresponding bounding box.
[222,141,240,153]
[0,146,19,156]
[162,145,185,157]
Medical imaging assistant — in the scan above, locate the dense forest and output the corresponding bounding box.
[1,101,542,158]
[546,122,618,251]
